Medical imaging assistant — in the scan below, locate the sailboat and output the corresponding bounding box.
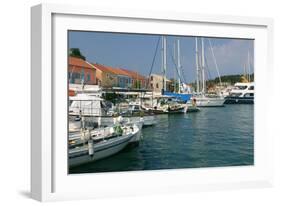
[147,36,187,114]
[160,37,199,112]
[192,37,225,107]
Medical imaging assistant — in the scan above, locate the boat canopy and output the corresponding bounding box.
[163,92,192,103]
[69,93,103,101]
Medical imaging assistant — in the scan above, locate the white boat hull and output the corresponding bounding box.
[69,129,139,167]
[127,121,143,143]
[142,115,157,126]
[195,97,225,107]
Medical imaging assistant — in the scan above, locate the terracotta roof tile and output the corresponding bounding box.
[93,64,147,80]
[92,64,115,74]
[69,57,93,69]
[119,68,147,80]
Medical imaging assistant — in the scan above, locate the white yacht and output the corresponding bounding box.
[224,82,254,104]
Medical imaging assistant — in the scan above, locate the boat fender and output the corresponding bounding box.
[88,139,94,156]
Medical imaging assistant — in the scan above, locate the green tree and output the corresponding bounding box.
[134,80,141,89]
[103,92,118,104]
[69,48,86,60]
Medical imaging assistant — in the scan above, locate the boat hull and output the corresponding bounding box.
[195,97,225,107]
[69,131,138,168]
[128,122,143,144]
[186,105,200,112]
[142,115,157,126]
[224,97,254,104]
[151,106,186,114]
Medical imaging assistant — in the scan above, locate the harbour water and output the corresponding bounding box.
[69,104,254,174]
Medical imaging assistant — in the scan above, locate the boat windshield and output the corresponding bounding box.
[244,93,254,97]
[230,93,242,97]
[234,86,248,90]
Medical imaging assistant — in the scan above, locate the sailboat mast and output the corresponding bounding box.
[177,39,181,93]
[173,41,177,92]
[195,37,200,94]
[201,37,206,94]
[244,63,246,80]
[248,51,251,82]
[161,36,167,92]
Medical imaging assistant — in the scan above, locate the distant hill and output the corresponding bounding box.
[189,73,254,89]
[208,73,254,85]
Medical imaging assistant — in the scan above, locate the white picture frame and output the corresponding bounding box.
[31,3,274,202]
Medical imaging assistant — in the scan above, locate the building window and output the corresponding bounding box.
[150,83,153,88]
[81,69,85,81]
[150,76,153,81]
[87,74,91,82]
[156,83,159,88]
[69,72,81,84]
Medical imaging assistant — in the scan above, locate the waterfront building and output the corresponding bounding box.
[68,57,96,85]
[120,69,147,89]
[149,74,172,93]
[114,68,133,88]
[93,63,147,89]
[92,64,119,88]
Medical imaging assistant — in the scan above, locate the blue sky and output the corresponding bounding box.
[69,31,254,83]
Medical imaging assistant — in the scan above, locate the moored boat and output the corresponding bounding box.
[69,93,156,127]
[145,96,186,114]
[224,82,254,104]
[192,95,225,107]
[192,37,225,107]
[69,124,140,167]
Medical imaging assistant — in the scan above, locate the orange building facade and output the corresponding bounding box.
[93,64,148,89]
[68,57,96,85]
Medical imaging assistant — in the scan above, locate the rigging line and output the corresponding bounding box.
[204,55,212,81]
[147,36,161,80]
[171,52,186,84]
[207,38,222,87]
[169,45,186,84]
[179,61,186,83]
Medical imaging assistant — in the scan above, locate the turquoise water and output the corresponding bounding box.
[69,104,254,174]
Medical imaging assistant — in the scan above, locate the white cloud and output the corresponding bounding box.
[205,39,254,76]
